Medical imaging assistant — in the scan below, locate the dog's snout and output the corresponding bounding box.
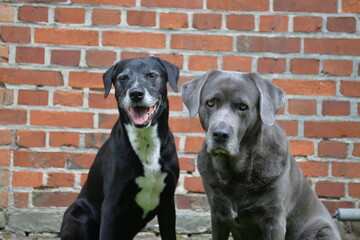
[212,128,230,143]
[129,88,145,102]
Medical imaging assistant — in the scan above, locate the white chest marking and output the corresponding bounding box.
[125,124,167,218]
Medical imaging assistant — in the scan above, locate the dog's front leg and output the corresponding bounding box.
[262,217,286,240]
[157,198,177,240]
[211,214,230,240]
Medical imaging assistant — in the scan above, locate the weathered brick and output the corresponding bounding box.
[323,60,353,76]
[172,34,233,52]
[98,113,118,129]
[33,192,78,207]
[0,130,12,145]
[274,0,337,12]
[304,121,360,138]
[154,53,183,69]
[179,157,195,172]
[332,162,360,178]
[293,16,322,32]
[35,28,99,46]
[121,51,149,60]
[318,141,348,158]
[237,36,301,53]
[103,31,165,49]
[257,58,285,74]
[72,0,135,6]
[51,49,80,66]
[168,95,183,111]
[12,171,43,188]
[68,72,103,89]
[276,120,298,136]
[14,192,29,208]
[184,176,204,193]
[14,151,66,168]
[297,161,327,177]
[53,91,83,107]
[0,5,14,22]
[288,99,317,115]
[349,183,360,198]
[222,56,252,72]
[305,38,360,55]
[66,153,96,169]
[0,87,13,106]
[89,92,117,109]
[226,14,254,30]
[0,191,8,207]
[184,136,205,154]
[18,6,48,22]
[169,117,204,134]
[16,130,46,148]
[92,8,121,25]
[193,13,222,30]
[86,50,116,68]
[340,81,360,97]
[316,181,344,198]
[50,132,80,147]
[0,45,9,63]
[47,173,75,187]
[290,59,319,75]
[207,0,269,11]
[30,110,93,128]
[342,0,360,13]
[0,109,27,125]
[354,143,360,157]
[0,150,11,166]
[327,17,356,33]
[188,55,217,71]
[322,100,350,116]
[16,47,44,64]
[0,68,63,86]
[85,133,109,148]
[0,169,9,186]
[127,10,155,26]
[18,90,48,106]
[142,0,202,9]
[0,26,30,43]
[160,13,188,29]
[55,7,85,24]
[273,79,336,96]
[259,15,288,32]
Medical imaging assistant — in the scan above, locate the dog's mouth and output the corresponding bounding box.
[127,102,159,128]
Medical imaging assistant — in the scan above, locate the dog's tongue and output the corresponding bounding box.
[129,107,148,125]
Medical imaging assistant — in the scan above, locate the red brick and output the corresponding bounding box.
[89,92,117,109]
[0,191,8,207]
[86,50,116,68]
[18,6,48,22]
[293,16,322,32]
[0,68,63,86]
[304,121,360,138]
[0,87,13,105]
[193,13,222,30]
[33,192,78,207]
[160,13,188,29]
[189,55,217,71]
[121,51,149,60]
[47,173,75,187]
[0,130,11,145]
[55,7,85,24]
[342,0,360,13]
[16,130,45,148]
[349,183,360,198]
[171,34,233,52]
[297,161,327,177]
[154,53,183,69]
[80,173,88,186]
[316,181,344,198]
[92,8,121,25]
[50,132,80,147]
[323,60,353,76]
[169,117,204,134]
[276,120,298,136]
[257,58,285,73]
[290,58,319,75]
[322,200,353,216]
[72,0,134,5]
[0,150,10,166]
[51,49,80,66]
[141,0,202,9]
[0,5,15,22]
[322,100,350,116]
[103,31,165,49]
[35,28,98,46]
[16,47,44,64]
[340,81,360,97]
[305,38,360,55]
[222,56,252,72]
[53,91,83,107]
[68,72,103,89]
[169,96,183,112]
[14,192,29,208]
[0,169,9,186]
[332,162,360,178]
[288,99,317,115]
[99,113,118,129]
[0,109,27,124]
[259,15,288,32]
[0,46,9,63]
[179,157,195,172]
[85,133,109,148]
[185,136,205,154]
[14,151,66,168]
[318,141,348,158]
[327,17,356,33]
[354,143,360,157]
[12,171,43,188]
[226,14,254,31]
[127,10,155,26]
[31,110,93,128]
[67,153,96,169]
[274,0,337,12]
[18,90,48,106]
[273,79,336,96]
[0,26,30,43]
[207,0,268,11]
[237,36,301,53]
[184,177,204,193]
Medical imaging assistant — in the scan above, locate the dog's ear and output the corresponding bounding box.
[181,70,220,118]
[248,73,285,126]
[103,59,132,98]
[155,57,180,92]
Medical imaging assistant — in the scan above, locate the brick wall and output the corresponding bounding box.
[0,0,359,232]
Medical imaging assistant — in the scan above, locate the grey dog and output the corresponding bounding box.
[181,70,340,240]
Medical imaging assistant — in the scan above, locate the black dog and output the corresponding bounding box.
[60,57,180,240]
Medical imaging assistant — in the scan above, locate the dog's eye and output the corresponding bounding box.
[206,100,215,107]
[118,74,128,81]
[146,72,157,78]
[239,103,248,111]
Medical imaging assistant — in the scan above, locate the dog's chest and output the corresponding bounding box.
[125,124,167,218]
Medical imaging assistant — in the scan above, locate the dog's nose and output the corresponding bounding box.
[129,88,145,102]
[212,128,230,143]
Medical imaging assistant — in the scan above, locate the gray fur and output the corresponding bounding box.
[181,70,340,240]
